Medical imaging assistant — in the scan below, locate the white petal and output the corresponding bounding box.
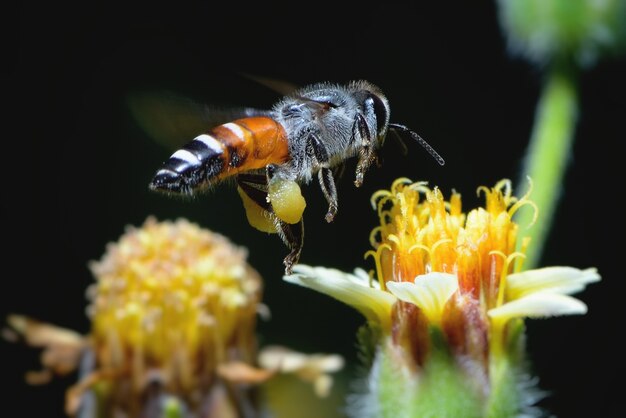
[259,346,307,371]
[386,272,458,324]
[258,345,343,398]
[488,293,588,322]
[259,347,344,374]
[284,265,397,329]
[313,354,345,372]
[506,267,600,300]
[353,267,383,290]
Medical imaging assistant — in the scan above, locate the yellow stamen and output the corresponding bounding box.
[88,217,263,395]
[367,178,527,322]
[365,243,393,291]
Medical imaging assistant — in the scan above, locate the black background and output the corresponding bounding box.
[3,2,624,417]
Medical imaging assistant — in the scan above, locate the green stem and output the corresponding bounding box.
[516,64,579,269]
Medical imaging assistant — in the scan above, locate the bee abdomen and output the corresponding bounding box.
[150,117,290,195]
[149,132,226,195]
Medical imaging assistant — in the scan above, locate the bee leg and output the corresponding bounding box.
[237,173,270,210]
[262,167,305,274]
[334,162,347,180]
[318,168,338,222]
[266,163,282,186]
[278,218,304,275]
[310,135,338,222]
[354,146,375,188]
[354,113,376,187]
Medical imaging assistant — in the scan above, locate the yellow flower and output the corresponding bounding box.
[285,178,600,416]
[87,216,262,388]
[7,217,344,417]
[8,217,264,416]
[287,178,599,352]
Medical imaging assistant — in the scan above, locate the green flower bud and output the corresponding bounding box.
[496,0,626,68]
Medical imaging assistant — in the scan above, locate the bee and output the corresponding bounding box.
[148,80,444,274]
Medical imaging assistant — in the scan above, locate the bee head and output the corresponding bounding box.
[349,80,391,141]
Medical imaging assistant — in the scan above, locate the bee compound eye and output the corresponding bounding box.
[369,94,389,131]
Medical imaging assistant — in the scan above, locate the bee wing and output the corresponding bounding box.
[237,73,300,96]
[126,90,271,151]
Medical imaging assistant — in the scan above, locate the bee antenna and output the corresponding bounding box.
[389,123,445,166]
[389,127,409,156]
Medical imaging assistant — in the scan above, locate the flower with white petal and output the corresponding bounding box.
[284,178,601,418]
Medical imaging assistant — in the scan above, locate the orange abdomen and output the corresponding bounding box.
[212,117,290,179]
[150,116,290,195]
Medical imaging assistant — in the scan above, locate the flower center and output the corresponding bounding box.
[367,178,536,310]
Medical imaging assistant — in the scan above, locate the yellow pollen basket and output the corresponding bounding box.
[238,186,278,233]
[268,177,307,224]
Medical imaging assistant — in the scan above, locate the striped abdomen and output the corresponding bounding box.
[150,117,290,194]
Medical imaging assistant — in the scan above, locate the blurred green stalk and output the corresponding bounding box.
[516,63,578,269]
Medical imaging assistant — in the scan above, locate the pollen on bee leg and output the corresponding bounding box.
[237,186,277,233]
[268,178,306,224]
